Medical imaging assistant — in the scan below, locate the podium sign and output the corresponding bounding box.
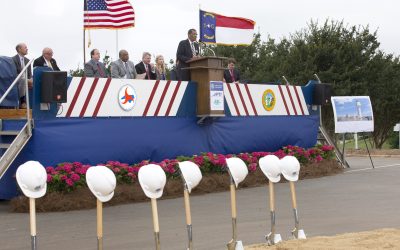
[210,81,224,111]
[186,56,227,117]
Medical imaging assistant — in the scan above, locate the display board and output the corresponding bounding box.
[331,96,374,133]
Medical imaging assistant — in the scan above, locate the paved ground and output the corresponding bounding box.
[1,156,399,250]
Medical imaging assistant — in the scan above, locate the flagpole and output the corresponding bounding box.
[83,0,87,64]
[116,30,119,59]
[84,29,86,64]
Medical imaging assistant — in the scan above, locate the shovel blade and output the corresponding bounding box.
[227,239,236,250]
[297,229,306,239]
[235,240,244,250]
[266,233,282,245]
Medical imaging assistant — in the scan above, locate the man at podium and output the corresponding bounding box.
[176,29,200,81]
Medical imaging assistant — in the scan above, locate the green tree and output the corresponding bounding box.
[212,19,400,148]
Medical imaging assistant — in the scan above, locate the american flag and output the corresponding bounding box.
[84,0,135,29]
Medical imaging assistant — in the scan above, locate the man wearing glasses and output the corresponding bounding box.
[176,28,200,81]
[33,47,60,71]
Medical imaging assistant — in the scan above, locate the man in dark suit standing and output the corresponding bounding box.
[223,58,241,83]
[176,29,200,81]
[12,43,32,109]
[135,52,156,80]
[33,47,60,71]
[84,49,109,78]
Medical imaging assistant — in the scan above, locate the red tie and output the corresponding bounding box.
[97,63,105,77]
[230,70,235,82]
[145,64,150,79]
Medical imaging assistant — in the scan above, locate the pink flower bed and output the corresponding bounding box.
[45,145,334,193]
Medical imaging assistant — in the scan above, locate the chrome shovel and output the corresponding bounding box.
[265,182,282,245]
[289,181,306,239]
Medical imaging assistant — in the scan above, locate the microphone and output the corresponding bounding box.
[196,41,216,56]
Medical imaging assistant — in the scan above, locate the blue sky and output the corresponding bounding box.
[334,98,373,117]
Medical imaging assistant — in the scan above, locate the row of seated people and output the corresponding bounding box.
[2,34,241,108]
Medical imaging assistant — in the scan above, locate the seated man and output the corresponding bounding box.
[12,43,32,109]
[135,52,156,80]
[84,49,109,78]
[33,47,60,71]
[110,49,137,79]
[223,58,241,83]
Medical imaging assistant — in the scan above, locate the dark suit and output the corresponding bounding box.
[135,62,156,80]
[12,54,32,99]
[33,56,60,71]
[224,69,240,83]
[84,59,109,78]
[176,39,199,81]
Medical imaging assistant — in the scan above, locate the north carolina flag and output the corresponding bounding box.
[199,10,255,45]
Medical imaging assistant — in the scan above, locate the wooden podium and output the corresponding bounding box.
[186,56,227,117]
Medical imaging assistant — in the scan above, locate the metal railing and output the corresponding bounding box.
[0,58,35,179]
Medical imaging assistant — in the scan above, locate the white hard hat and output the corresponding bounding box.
[178,161,202,193]
[226,157,248,188]
[258,155,281,183]
[16,161,47,199]
[138,164,167,199]
[86,166,117,202]
[280,156,300,182]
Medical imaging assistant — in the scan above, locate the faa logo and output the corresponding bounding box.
[118,84,137,111]
[262,89,275,111]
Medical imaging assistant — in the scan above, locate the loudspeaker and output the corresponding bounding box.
[313,83,332,105]
[41,71,67,103]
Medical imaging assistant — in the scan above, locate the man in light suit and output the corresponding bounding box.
[176,28,200,81]
[84,49,109,78]
[12,43,32,108]
[33,47,60,71]
[110,50,137,79]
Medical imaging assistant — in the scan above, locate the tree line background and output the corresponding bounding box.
[206,19,400,149]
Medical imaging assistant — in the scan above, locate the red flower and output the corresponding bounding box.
[70,174,80,182]
[65,178,74,186]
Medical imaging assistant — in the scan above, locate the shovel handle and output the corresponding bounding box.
[183,189,192,225]
[97,199,103,239]
[269,182,275,212]
[151,198,160,233]
[230,184,237,219]
[289,182,297,209]
[29,198,36,237]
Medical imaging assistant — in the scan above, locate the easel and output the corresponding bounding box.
[340,132,374,169]
[362,132,375,168]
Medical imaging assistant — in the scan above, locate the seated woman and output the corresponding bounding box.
[223,58,240,83]
[155,55,167,80]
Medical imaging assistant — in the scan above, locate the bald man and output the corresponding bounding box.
[12,42,33,108]
[33,47,60,71]
[110,49,137,79]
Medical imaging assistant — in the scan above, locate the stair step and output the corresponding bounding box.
[0,109,31,119]
[0,143,11,149]
[0,130,19,136]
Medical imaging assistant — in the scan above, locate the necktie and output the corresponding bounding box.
[21,57,25,68]
[97,63,105,77]
[46,59,53,69]
[230,70,235,82]
[191,42,196,56]
[145,64,150,79]
[124,62,129,78]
